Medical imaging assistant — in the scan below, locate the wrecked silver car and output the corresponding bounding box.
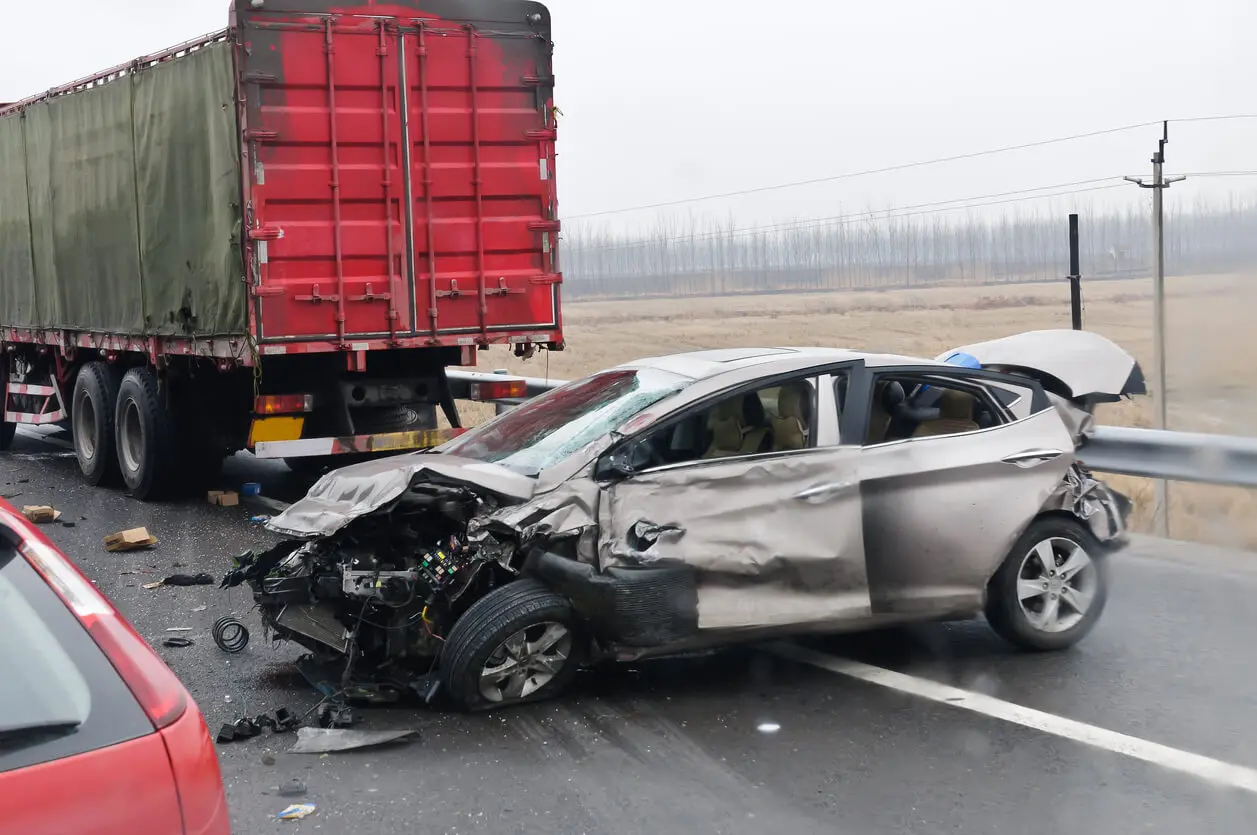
[222,331,1143,710]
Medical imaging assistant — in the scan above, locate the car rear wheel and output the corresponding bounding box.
[439,580,584,711]
[72,362,122,485]
[985,517,1109,651]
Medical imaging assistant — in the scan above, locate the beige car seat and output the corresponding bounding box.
[912,389,980,437]
[702,394,771,459]
[771,384,811,451]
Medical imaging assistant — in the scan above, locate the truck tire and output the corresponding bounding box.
[350,404,426,435]
[115,367,178,500]
[439,579,585,711]
[72,363,122,485]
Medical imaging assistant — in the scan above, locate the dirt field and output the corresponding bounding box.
[467,272,1257,550]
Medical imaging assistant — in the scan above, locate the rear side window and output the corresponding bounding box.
[0,542,153,773]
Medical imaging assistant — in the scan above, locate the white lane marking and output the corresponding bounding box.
[16,426,75,451]
[249,495,291,514]
[767,641,1257,794]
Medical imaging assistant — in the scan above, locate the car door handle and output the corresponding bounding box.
[1001,448,1064,468]
[794,481,856,502]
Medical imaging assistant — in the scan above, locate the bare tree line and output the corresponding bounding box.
[559,194,1257,301]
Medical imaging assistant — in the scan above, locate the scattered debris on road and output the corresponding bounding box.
[277,779,307,798]
[315,704,359,729]
[241,482,262,497]
[162,637,194,649]
[166,626,193,632]
[191,605,208,612]
[21,505,60,523]
[105,527,158,552]
[207,490,240,507]
[276,804,316,822]
[163,572,214,587]
[212,616,250,653]
[142,581,165,590]
[289,727,417,755]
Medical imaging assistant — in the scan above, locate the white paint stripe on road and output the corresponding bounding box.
[16,426,75,451]
[767,641,1257,795]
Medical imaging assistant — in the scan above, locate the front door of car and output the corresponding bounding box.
[599,442,870,633]
[856,370,1075,615]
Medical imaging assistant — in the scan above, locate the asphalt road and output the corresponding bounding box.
[6,427,1257,834]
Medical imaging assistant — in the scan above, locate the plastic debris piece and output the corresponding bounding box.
[316,704,359,729]
[216,724,236,744]
[191,605,208,613]
[105,528,158,552]
[22,506,61,523]
[162,637,194,648]
[276,804,316,821]
[250,515,271,524]
[273,707,297,732]
[142,581,165,590]
[289,727,417,754]
[166,627,193,632]
[278,779,307,798]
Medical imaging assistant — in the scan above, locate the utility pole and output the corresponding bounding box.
[1125,121,1185,537]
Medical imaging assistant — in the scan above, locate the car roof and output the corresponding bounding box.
[616,346,945,381]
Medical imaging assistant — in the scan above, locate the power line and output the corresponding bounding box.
[567,121,1163,220]
[570,180,1128,255]
[568,114,1257,221]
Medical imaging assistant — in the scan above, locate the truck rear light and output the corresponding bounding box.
[255,394,314,415]
[20,538,189,730]
[469,379,527,401]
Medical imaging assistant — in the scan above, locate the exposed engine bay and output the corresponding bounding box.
[221,481,520,701]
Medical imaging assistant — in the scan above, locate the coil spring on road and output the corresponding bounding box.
[212,616,250,653]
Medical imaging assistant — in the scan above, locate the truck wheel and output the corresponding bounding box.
[439,580,585,711]
[72,363,122,485]
[115,367,178,500]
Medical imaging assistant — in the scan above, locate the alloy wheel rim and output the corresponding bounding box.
[479,622,572,703]
[1016,536,1096,633]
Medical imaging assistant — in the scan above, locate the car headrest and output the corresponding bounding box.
[881,380,906,411]
[776,385,808,422]
[742,392,767,426]
[939,389,974,420]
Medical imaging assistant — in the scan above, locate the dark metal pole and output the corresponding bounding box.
[1067,213,1082,330]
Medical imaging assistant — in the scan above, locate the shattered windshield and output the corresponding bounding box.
[439,367,690,475]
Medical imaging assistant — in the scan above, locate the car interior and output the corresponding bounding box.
[866,376,1005,444]
[638,379,819,466]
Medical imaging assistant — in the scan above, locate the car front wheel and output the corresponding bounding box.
[439,580,584,711]
[985,517,1109,651]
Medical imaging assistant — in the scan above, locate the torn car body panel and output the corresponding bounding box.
[598,448,870,630]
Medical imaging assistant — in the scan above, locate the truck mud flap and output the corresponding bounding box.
[525,550,698,647]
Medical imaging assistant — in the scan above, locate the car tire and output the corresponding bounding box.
[985,516,1109,652]
[115,367,178,500]
[72,362,122,486]
[440,579,585,711]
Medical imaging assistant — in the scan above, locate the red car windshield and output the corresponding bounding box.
[439,367,689,475]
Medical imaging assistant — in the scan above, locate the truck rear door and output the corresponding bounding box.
[236,0,560,348]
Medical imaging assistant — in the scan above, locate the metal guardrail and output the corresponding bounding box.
[447,369,1257,488]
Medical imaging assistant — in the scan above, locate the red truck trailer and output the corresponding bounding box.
[0,0,561,499]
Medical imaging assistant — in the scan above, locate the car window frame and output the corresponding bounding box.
[845,364,1054,448]
[0,529,155,775]
[595,360,864,480]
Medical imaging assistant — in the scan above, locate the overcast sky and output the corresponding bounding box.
[3,0,1253,234]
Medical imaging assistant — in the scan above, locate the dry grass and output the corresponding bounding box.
[461,272,1257,550]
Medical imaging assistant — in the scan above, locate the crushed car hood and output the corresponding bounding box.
[265,453,537,539]
[944,329,1146,403]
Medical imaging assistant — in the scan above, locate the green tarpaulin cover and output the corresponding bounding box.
[0,40,245,337]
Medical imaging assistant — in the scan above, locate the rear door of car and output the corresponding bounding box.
[0,536,184,835]
[849,366,1074,616]
[599,365,872,633]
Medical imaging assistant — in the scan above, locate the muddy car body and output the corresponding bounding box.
[223,331,1143,709]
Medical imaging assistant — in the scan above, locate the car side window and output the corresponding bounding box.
[633,376,820,467]
[865,372,1005,445]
